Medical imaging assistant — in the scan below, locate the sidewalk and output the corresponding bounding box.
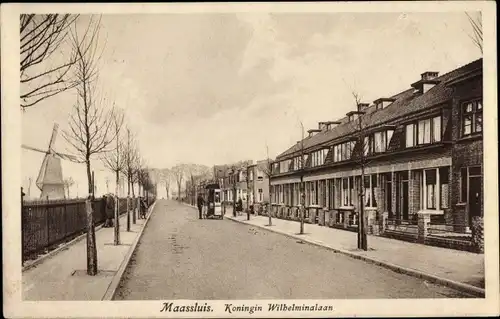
[224,209,485,297]
[22,204,155,301]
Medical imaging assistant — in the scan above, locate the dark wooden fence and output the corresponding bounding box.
[21,197,135,263]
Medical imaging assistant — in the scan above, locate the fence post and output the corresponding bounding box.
[21,187,25,264]
[380,211,389,233]
[417,212,430,244]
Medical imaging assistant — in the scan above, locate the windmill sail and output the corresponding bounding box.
[35,154,49,191]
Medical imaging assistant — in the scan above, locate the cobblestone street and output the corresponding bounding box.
[115,200,473,300]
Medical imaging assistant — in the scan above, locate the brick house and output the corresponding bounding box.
[214,161,253,207]
[268,58,483,240]
[247,160,271,207]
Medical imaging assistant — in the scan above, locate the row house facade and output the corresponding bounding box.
[214,161,253,206]
[269,59,483,242]
[247,160,271,207]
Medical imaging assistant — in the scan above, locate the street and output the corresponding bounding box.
[114,200,473,300]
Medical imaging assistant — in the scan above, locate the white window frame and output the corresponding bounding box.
[341,177,353,207]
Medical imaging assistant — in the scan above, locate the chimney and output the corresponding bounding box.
[421,71,439,81]
[373,98,396,110]
[307,129,321,137]
[411,71,440,94]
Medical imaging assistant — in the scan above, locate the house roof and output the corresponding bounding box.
[276,58,482,160]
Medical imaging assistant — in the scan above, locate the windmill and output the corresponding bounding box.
[22,123,80,199]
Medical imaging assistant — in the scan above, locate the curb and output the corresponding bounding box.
[22,224,104,272]
[225,216,485,298]
[102,200,157,300]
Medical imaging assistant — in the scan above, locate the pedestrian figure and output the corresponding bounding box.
[140,197,148,219]
[104,194,114,227]
[197,193,204,219]
[236,197,243,216]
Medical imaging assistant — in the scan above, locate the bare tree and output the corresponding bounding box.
[120,127,138,228]
[171,164,186,201]
[63,177,74,199]
[20,14,81,109]
[161,168,172,199]
[185,164,211,205]
[465,12,482,54]
[351,91,368,251]
[262,145,274,226]
[298,122,306,235]
[60,16,115,276]
[131,149,145,222]
[101,109,125,245]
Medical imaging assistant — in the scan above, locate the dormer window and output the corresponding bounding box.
[325,121,341,131]
[364,129,395,155]
[411,71,440,94]
[346,111,358,122]
[373,98,396,110]
[405,116,442,147]
[346,110,365,122]
[307,129,321,137]
[310,148,329,167]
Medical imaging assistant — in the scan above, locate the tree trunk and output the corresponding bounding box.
[127,174,131,229]
[131,178,136,224]
[233,184,236,217]
[359,170,368,251]
[85,159,97,275]
[114,170,120,245]
[268,175,272,226]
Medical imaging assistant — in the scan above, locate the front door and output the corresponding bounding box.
[468,176,482,225]
[401,181,409,221]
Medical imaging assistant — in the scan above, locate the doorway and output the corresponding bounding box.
[397,171,409,222]
[386,175,393,219]
[468,175,482,225]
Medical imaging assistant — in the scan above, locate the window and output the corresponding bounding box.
[363,175,378,207]
[272,163,280,174]
[418,118,431,144]
[305,182,310,206]
[258,189,263,202]
[440,167,449,208]
[406,124,415,147]
[425,169,437,209]
[319,180,327,207]
[333,141,354,162]
[462,99,483,136]
[280,160,291,173]
[328,179,335,209]
[406,116,442,147]
[374,132,384,153]
[461,166,482,202]
[341,177,353,206]
[366,130,394,155]
[310,181,318,205]
[310,149,327,167]
[364,136,373,155]
[387,130,394,147]
[433,117,441,142]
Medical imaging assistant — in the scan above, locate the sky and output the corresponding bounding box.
[20,11,482,199]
